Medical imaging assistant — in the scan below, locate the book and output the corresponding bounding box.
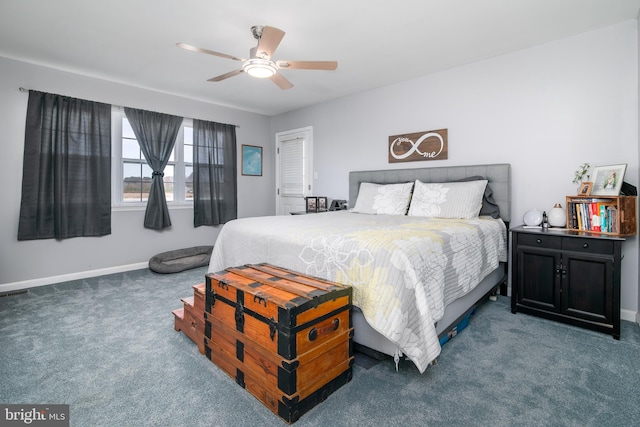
[591,203,600,232]
[610,207,618,233]
[600,205,607,233]
[576,203,583,230]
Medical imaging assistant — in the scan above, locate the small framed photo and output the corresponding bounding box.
[241,145,262,176]
[578,181,593,196]
[317,197,327,211]
[590,164,627,196]
[305,197,317,213]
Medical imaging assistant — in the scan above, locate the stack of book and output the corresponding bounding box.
[567,199,618,233]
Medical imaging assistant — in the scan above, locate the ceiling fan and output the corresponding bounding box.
[177,25,338,90]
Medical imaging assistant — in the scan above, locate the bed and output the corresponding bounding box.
[208,163,511,373]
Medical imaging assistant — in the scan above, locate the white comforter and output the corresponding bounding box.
[208,211,507,373]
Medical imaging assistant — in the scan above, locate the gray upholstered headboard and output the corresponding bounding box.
[348,163,511,223]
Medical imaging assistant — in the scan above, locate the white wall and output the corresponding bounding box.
[271,21,640,317]
[0,57,275,289]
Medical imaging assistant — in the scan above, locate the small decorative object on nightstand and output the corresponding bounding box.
[330,199,348,211]
[523,209,543,226]
[305,196,317,213]
[548,203,566,227]
[317,196,328,212]
[572,162,591,193]
[541,211,549,229]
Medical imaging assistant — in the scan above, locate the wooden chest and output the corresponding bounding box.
[204,263,353,424]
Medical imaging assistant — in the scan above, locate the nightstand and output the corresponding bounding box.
[510,225,623,339]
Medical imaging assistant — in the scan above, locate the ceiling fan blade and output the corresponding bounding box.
[255,26,285,59]
[270,72,294,90]
[176,43,245,62]
[276,60,338,71]
[207,69,244,82]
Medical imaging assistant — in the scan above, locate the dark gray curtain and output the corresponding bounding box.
[193,120,237,226]
[124,108,183,230]
[18,91,111,240]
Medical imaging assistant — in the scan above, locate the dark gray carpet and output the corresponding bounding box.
[1,267,639,426]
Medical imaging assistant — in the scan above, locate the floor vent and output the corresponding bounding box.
[0,290,28,298]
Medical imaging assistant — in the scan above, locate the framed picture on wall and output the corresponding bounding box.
[241,145,263,176]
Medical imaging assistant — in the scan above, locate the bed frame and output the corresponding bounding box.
[347,163,511,362]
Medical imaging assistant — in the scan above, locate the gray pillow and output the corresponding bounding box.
[408,180,488,219]
[453,176,501,218]
[351,182,414,215]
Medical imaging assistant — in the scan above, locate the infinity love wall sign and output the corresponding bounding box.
[388,128,448,163]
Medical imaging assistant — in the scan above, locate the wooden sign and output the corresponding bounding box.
[388,128,448,163]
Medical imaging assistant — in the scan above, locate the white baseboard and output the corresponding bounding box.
[621,308,638,324]
[0,262,149,294]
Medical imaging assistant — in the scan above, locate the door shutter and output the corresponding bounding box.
[279,138,304,197]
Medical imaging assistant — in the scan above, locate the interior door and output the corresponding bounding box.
[276,127,313,215]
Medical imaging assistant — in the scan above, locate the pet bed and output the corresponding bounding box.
[149,246,213,273]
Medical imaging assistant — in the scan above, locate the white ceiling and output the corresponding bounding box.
[1,0,639,116]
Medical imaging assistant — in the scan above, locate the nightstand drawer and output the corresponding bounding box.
[517,233,561,249]
[562,237,614,255]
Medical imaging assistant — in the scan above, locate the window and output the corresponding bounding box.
[112,109,193,207]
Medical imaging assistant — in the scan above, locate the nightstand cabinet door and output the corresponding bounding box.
[562,251,614,325]
[516,245,561,312]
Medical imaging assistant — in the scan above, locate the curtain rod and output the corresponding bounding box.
[18,87,239,128]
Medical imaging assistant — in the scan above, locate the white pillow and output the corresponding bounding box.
[408,179,488,219]
[352,182,414,215]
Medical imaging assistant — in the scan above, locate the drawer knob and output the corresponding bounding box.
[583,243,589,248]
[536,239,542,244]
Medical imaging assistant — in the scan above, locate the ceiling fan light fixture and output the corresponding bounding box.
[178,25,336,90]
[243,58,277,78]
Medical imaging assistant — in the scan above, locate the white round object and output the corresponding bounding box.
[523,210,543,226]
[548,204,566,227]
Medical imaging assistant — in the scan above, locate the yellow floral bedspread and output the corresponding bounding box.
[208,211,507,373]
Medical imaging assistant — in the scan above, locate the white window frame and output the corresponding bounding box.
[111,108,193,210]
